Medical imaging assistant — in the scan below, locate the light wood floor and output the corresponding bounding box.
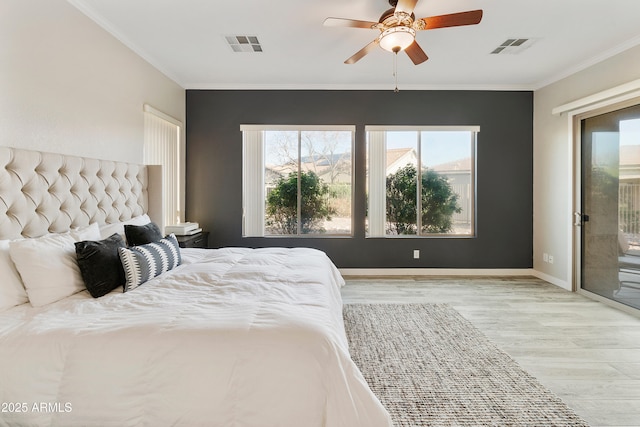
[341,276,640,427]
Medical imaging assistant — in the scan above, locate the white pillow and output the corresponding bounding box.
[9,223,100,307]
[99,214,151,241]
[71,223,101,244]
[0,239,28,311]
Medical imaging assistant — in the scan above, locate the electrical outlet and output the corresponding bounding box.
[413,250,420,259]
[548,255,554,264]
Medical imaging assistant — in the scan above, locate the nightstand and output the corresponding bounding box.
[176,231,209,249]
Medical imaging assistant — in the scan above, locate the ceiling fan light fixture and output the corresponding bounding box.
[324,2,482,65]
[378,26,416,52]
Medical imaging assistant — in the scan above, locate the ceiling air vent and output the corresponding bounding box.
[491,38,536,54]
[225,35,263,53]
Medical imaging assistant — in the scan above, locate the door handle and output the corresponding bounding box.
[574,212,589,226]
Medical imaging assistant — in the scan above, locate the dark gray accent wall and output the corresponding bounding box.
[185,90,533,269]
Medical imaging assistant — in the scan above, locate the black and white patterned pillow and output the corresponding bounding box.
[118,234,182,292]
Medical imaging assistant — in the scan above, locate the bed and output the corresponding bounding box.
[0,147,392,427]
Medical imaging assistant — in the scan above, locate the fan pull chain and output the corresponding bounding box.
[393,51,399,93]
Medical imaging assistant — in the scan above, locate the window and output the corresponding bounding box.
[366,126,477,237]
[242,125,354,237]
[143,104,183,230]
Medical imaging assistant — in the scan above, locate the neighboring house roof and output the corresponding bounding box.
[385,149,472,175]
[386,148,417,175]
[386,148,413,168]
[267,149,475,181]
[620,145,640,180]
[621,145,640,166]
[430,157,472,173]
[300,153,350,166]
[265,166,284,181]
[266,153,352,184]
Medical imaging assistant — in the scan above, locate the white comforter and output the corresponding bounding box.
[0,247,392,427]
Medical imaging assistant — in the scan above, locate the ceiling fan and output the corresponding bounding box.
[324,0,483,65]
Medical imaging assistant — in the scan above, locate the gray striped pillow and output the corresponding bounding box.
[118,234,182,292]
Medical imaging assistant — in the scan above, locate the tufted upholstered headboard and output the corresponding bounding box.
[0,147,161,240]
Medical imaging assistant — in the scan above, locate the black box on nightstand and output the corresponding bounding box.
[175,231,209,248]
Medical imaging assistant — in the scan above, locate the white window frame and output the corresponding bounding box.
[366,125,479,238]
[241,124,355,237]
[143,104,183,231]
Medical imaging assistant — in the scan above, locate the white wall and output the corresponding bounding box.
[0,0,184,163]
[534,45,640,289]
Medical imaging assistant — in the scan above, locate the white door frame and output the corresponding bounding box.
[552,80,640,294]
[560,96,640,313]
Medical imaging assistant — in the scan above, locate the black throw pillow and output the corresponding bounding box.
[124,222,163,246]
[75,233,126,298]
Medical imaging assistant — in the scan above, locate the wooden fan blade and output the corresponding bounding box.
[323,17,378,29]
[345,39,379,64]
[395,0,419,16]
[405,41,428,65]
[418,10,483,30]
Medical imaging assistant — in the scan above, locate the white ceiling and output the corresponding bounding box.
[68,0,640,91]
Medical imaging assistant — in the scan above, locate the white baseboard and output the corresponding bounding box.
[531,270,571,291]
[338,268,574,291]
[339,268,536,277]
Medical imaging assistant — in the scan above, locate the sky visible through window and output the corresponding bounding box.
[386,131,472,167]
[620,118,640,146]
[262,130,472,168]
[264,131,352,166]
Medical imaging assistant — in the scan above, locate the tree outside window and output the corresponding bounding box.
[264,130,352,236]
[367,127,477,237]
[386,164,461,234]
[242,127,353,237]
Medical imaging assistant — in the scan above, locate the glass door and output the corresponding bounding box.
[580,104,640,309]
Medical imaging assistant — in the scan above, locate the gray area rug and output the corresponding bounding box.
[343,303,590,427]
